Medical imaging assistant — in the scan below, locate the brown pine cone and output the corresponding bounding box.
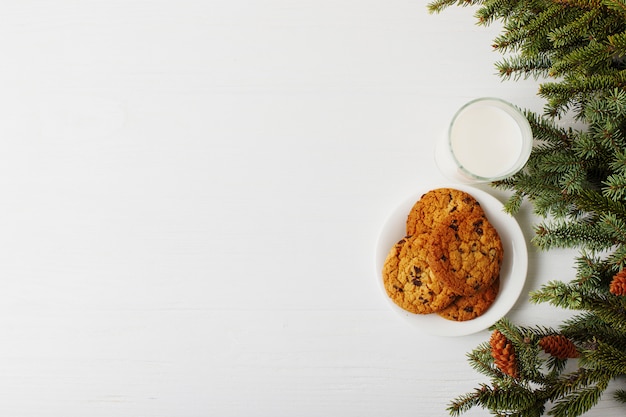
[539,334,579,359]
[490,330,519,378]
[610,269,626,296]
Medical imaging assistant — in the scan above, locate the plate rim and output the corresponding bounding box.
[375,184,528,337]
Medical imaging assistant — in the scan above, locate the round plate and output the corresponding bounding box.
[375,184,528,337]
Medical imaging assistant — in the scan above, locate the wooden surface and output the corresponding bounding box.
[0,1,621,416]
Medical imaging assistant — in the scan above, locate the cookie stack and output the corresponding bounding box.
[382,188,503,321]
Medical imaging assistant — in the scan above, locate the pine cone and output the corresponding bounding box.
[490,330,519,378]
[539,334,579,359]
[609,269,626,296]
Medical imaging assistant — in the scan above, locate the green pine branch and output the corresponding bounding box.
[549,383,609,417]
[448,384,544,417]
[550,40,612,77]
[427,0,484,14]
[532,220,614,251]
[602,0,626,17]
[582,340,626,374]
[427,1,626,415]
[615,389,626,404]
[548,8,601,49]
[496,53,553,81]
[561,312,626,349]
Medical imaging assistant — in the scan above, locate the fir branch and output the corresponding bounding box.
[540,72,626,117]
[588,121,626,155]
[492,319,550,383]
[615,389,626,403]
[559,164,588,194]
[501,188,525,214]
[581,339,626,374]
[584,96,613,124]
[561,312,626,350]
[602,0,626,17]
[572,131,602,159]
[502,174,571,217]
[496,53,552,80]
[582,296,626,332]
[448,384,543,417]
[607,245,626,270]
[530,281,586,309]
[467,342,501,378]
[584,88,626,124]
[548,8,601,49]
[474,0,523,25]
[574,188,626,219]
[550,40,611,77]
[545,367,612,402]
[556,0,602,8]
[603,173,626,199]
[598,212,626,244]
[492,4,562,53]
[531,280,626,331]
[544,355,569,376]
[529,149,579,183]
[589,299,626,332]
[605,87,626,114]
[525,109,574,145]
[572,250,612,288]
[448,385,486,416]
[427,0,484,14]
[548,382,609,417]
[608,30,626,61]
[428,3,626,416]
[610,150,626,174]
[532,220,613,251]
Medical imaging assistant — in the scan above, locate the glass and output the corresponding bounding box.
[434,97,533,183]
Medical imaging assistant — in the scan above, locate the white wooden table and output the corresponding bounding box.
[0,1,621,416]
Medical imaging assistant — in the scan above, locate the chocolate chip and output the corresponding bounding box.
[473,219,484,235]
[411,278,422,287]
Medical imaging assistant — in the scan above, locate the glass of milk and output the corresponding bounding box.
[435,98,533,183]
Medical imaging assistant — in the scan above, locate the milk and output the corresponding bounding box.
[450,103,524,178]
[435,98,532,183]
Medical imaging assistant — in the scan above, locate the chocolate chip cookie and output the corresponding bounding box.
[437,277,500,321]
[382,234,457,314]
[406,188,485,236]
[428,213,503,296]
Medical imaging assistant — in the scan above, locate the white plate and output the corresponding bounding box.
[375,184,528,337]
